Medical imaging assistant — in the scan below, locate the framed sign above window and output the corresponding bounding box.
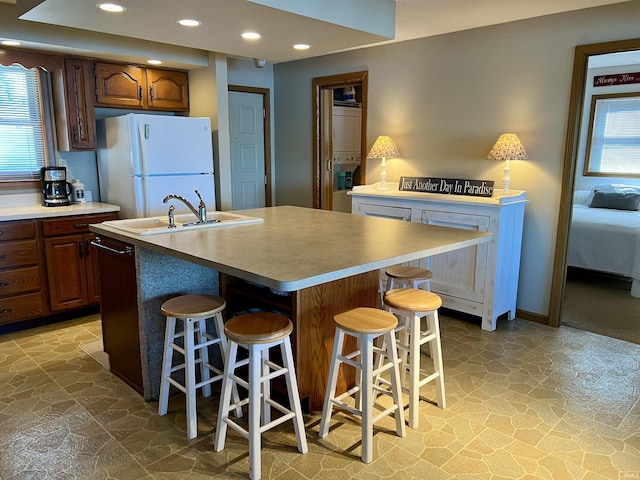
[585,92,640,178]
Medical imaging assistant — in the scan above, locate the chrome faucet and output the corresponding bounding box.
[163,189,208,224]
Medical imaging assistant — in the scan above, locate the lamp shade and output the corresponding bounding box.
[486,133,528,161]
[367,135,400,159]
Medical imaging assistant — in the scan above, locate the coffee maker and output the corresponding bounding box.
[41,167,72,207]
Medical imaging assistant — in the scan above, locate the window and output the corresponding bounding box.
[585,92,640,177]
[0,64,51,183]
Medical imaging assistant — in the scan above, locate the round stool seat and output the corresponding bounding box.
[385,265,433,282]
[384,288,442,312]
[334,307,397,334]
[225,312,293,344]
[161,294,225,319]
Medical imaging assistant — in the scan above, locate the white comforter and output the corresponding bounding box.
[568,204,640,297]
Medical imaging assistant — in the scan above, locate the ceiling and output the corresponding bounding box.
[1,0,634,65]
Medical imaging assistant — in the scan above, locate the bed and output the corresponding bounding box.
[568,184,640,297]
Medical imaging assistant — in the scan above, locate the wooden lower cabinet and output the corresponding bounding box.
[41,212,118,313]
[94,235,143,394]
[0,220,46,325]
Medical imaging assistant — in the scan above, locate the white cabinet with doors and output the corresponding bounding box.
[350,185,527,331]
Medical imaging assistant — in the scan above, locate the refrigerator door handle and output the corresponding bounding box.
[144,124,150,139]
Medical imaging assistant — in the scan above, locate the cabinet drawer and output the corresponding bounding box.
[0,220,37,241]
[0,292,45,325]
[0,266,41,297]
[41,213,118,236]
[0,240,38,269]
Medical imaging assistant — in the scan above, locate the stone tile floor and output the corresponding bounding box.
[0,313,639,479]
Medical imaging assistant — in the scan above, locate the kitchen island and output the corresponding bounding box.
[90,205,491,411]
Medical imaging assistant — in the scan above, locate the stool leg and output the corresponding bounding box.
[354,335,362,410]
[281,337,308,454]
[214,340,238,452]
[212,312,242,418]
[397,315,410,387]
[185,318,198,439]
[248,344,262,480]
[196,318,212,398]
[361,333,374,464]
[158,315,176,416]
[384,330,406,438]
[262,347,271,425]
[319,328,344,438]
[428,311,446,409]
[407,312,421,429]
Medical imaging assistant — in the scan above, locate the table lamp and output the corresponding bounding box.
[367,135,399,191]
[486,133,528,195]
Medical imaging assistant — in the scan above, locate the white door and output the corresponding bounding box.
[229,91,266,210]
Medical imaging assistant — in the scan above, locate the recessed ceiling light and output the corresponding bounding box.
[293,44,310,50]
[147,59,162,65]
[242,32,261,40]
[98,3,126,13]
[1,40,21,46]
[177,19,201,27]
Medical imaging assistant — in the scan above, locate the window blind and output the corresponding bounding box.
[0,64,48,182]
[588,96,640,175]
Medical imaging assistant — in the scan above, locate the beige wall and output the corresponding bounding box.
[272,1,640,318]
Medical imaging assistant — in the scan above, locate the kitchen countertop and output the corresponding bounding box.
[90,205,491,291]
[0,202,120,222]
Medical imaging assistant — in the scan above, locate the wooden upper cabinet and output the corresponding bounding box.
[95,62,146,109]
[95,62,189,111]
[52,58,96,151]
[146,68,189,111]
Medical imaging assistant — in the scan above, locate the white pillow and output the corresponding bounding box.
[573,190,591,204]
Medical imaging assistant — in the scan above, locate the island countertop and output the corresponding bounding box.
[90,205,491,291]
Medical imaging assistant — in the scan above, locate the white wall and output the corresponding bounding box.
[272,1,640,318]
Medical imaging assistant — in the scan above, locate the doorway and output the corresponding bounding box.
[228,86,272,209]
[549,38,640,344]
[312,71,368,210]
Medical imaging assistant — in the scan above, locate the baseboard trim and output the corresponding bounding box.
[516,309,549,326]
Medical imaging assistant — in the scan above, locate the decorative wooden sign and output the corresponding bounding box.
[593,72,640,87]
[399,176,494,197]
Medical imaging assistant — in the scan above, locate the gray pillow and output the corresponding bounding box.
[589,191,640,211]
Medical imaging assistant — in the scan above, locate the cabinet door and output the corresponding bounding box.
[56,58,96,151]
[420,210,490,303]
[95,62,146,108]
[84,233,101,305]
[354,202,411,221]
[146,68,189,111]
[44,234,88,311]
[95,236,143,394]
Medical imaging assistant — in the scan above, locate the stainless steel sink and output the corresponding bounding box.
[101,211,263,235]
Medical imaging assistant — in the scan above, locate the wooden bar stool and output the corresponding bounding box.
[319,307,406,464]
[385,265,433,291]
[158,294,240,440]
[214,312,307,480]
[382,288,445,429]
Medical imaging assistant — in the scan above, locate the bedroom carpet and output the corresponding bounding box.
[562,267,640,345]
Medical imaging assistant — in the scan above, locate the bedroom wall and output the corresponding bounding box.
[575,62,640,192]
[272,1,640,320]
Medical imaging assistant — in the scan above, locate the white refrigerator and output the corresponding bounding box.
[97,114,215,219]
